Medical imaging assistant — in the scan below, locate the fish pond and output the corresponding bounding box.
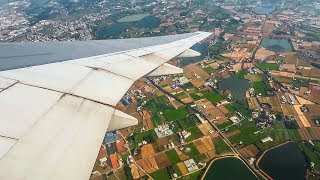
[203,157,257,180]
[252,5,276,15]
[258,142,308,180]
[218,77,250,101]
[261,38,294,52]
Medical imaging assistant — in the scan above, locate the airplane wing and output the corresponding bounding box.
[0,31,211,180]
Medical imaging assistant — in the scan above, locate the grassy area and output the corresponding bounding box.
[252,81,269,96]
[235,69,247,79]
[244,74,263,82]
[314,141,320,152]
[214,139,232,154]
[151,168,172,180]
[179,170,204,180]
[232,102,252,117]
[202,91,224,104]
[175,115,199,130]
[185,126,204,142]
[229,126,267,146]
[166,149,181,164]
[164,107,189,121]
[217,121,233,129]
[300,142,320,171]
[172,164,182,176]
[133,129,158,145]
[224,103,236,113]
[176,92,189,99]
[256,63,280,71]
[190,93,202,101]
[184,143,200,158]
[203,66,214,73]
[190,91,224,104]
[144,96,175,125]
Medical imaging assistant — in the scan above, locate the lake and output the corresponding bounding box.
[218,77,250,101]
[203,157,257,180]
[261,38,294,52]
[95,23,127,38]
[258,142,308,180]
[180,42,209,67]
[252,5,276,15]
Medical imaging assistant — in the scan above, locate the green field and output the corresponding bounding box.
[229,126,267,146]
[300,142,320,171]
[133,129,158,145]
[151,168,171,180]
[175,115,199,130]
[256,63,280,71]
[166,149,181,164]
[217,121,233,129]
[190,93,202,101]
[144,96,175,125]
[214,139,232,154]
[185,126,204,142]
[203,91,224,104]
[164,107,189,121]
[184,143,200,158]
[252,81,269,96]
[179,170,204,180]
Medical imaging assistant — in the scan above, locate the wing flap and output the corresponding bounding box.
[0,31,212,180]
[0,95,114,180]
[0,84,63,139]
[72,70,134,106]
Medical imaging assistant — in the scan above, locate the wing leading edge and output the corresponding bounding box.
[0,31,211,180]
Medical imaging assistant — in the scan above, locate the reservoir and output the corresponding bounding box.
[258,142,307,180]
[180,42,209,67]
[139,16,161,28]
[261,38,293,52]
[218,77,250,101]
[95,23,127,38]
[252,5,276,15]
[203,157,257,180]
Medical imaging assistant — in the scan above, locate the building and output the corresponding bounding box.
[261,136,273,143]
[229,116,240,123]
[184,159,199,173]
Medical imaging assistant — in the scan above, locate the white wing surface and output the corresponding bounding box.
[0,31,211,180]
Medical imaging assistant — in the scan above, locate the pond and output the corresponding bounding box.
[261,38,294,52]
[252,5,276,15]
[203,157,257,180]
[218,77,250,101]
[139,16,161,28]
[95,23,127,38]
[117,13,150,23]
[180,42,209,67]
[258,142,308,180]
